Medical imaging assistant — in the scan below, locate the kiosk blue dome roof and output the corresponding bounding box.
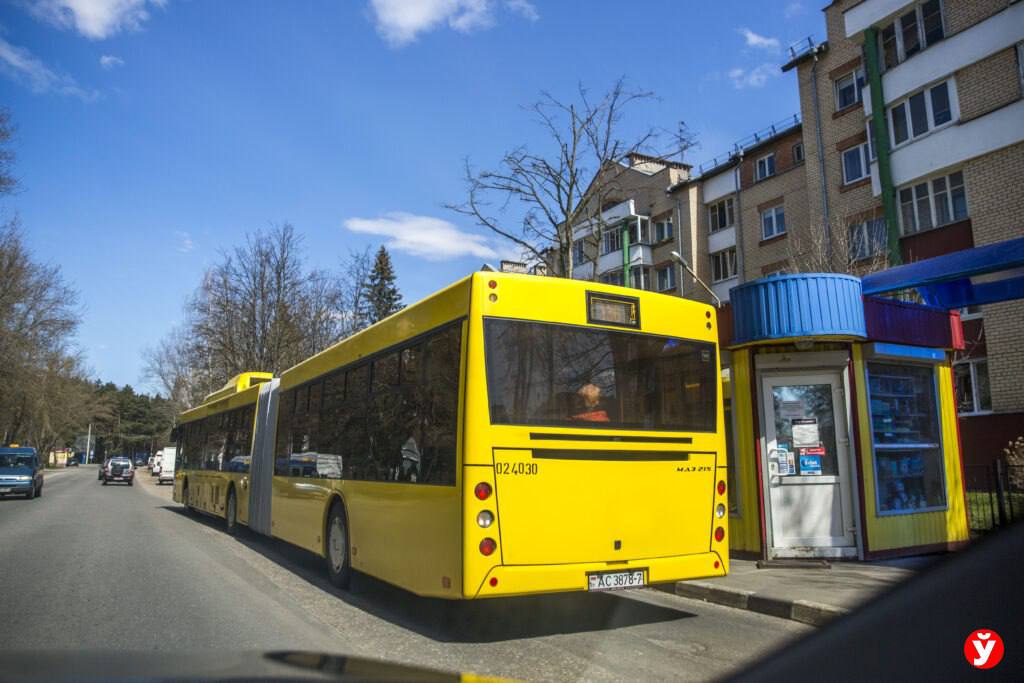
[731,273,867,345]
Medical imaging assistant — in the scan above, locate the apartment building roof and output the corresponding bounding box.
[781,39,828,72]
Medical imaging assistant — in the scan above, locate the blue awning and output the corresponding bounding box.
[861,237,1024,309]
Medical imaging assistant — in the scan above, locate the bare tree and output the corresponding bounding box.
[336,247,373,338]
[447,78,693,277]
[0,107,17,198]
[787,215,890,276]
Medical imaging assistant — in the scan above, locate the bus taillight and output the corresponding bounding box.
[474,482,492,500]
[717,480,726,496]
[479,538,497,556]
[714,527,725,542]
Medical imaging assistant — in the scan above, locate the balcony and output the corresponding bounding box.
[597,243,654,274]
[844,0,912,38]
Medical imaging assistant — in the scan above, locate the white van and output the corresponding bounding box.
[158,447,176,485]
[151,451,162,477]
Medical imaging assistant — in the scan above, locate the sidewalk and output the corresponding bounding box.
[669,555,936,627]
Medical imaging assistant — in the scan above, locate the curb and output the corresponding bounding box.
[673,580,849,627]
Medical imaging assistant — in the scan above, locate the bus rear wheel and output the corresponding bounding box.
[325,503,351,589]
[225,488,238,536]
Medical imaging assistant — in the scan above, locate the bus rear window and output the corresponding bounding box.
[484,318,717,431]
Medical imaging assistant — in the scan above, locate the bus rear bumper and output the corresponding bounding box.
[472,551,727,598]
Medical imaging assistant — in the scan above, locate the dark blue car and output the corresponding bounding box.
[0,447,44,499]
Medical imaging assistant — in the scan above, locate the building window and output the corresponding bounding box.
[710,248,737,283]
[708,197,735,232]
[601,226,623,254]
[848,218,887,261]
[954,359,992,415]
[841,143,871,185]
[656,264,676,292]
[599,270,624,286]
[878,0,945,71]
[793,142,804,164]
[755,153,776,181]
[835,68,865,110]
[898,170,967,235]
[888,80,954,147]
[630,266,651,290]
[761,205,786,239]
[959,305,982,320]
[628,218,651,245]
[572,238,587,265]
[867,362,947,515]
[1018,43,1024,91]
[654,219,674,242]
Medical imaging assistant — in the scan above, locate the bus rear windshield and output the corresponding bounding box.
[484,319,717,431]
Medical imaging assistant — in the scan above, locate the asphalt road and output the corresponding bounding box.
[0,466,811,681]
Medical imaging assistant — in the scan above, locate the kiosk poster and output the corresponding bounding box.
[799,454,823,476]
[791,418,819,448]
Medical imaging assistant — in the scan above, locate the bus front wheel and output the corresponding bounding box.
[325,503,351,589]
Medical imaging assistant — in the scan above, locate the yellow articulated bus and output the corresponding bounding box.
[174,272,729,599]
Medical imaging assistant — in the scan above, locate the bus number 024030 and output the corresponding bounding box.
[495,462,538,476]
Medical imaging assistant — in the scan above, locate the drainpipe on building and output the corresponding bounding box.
[863,27,902,265]
[675,196,687,298]
[810,45,833,266]
[622,219,632,286]
[733,154,745,284]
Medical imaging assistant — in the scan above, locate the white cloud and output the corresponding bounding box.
[784,2,804,19]
[728,63,780,89]
[0,36,97,100]
[343,212,508,261]
[99,54,124,69]
[27,0,167,40]
[368,0,537,46]
[505,0,538,21]
[175,231,195,253]
[738,27,780,51]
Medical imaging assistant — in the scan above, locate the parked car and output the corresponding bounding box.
[0,447,44,499]
[102,457,134,486]
[66,456,79,467]
[158,447,176,485]
[99,458,108,480]
[147,455,155,471]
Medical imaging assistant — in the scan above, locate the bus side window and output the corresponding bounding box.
[342,364,370,480]
[370,352,402,481]
[274,389,295,476]
[421,325,460,485]
[317,370,345,480]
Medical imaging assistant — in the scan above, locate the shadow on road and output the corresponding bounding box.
[158,505,695,644]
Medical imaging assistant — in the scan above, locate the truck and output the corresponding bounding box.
[157,447,176,485]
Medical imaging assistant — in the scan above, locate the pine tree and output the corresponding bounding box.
[364,246,403,324]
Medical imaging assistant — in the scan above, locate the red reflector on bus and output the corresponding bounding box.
[714,561,720,569]
[488,280,497,289]
[714,527,725,542]
[489,577,498,587]
[474,482,492,500]
[479,538,497,556]
[717,480,726,496]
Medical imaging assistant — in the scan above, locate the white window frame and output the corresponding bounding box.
[572,238,587,265]
[708,197,735,233]
[953,358,992,416]
[756,153,776,181]
[601,227,623,255]
[878,0,947,71]
[841,143,872,185]
[834,67,865,110]
[656,264,676,292]
[599,269,624,286]
[761,205,786,240]
[710,248,737,283]
[848,218,887,261]
[897,170,968,235]
[888,79,957,149]
[654,219,674,242]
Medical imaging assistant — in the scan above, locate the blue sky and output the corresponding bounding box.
[0,0,820,389]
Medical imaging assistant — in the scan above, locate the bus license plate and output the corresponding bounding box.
[587,569,646,591]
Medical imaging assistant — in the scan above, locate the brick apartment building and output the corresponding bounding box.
[568,0,1024,464]
[783,0,1024,461]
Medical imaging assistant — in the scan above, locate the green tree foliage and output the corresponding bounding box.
[364,246,403,324]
